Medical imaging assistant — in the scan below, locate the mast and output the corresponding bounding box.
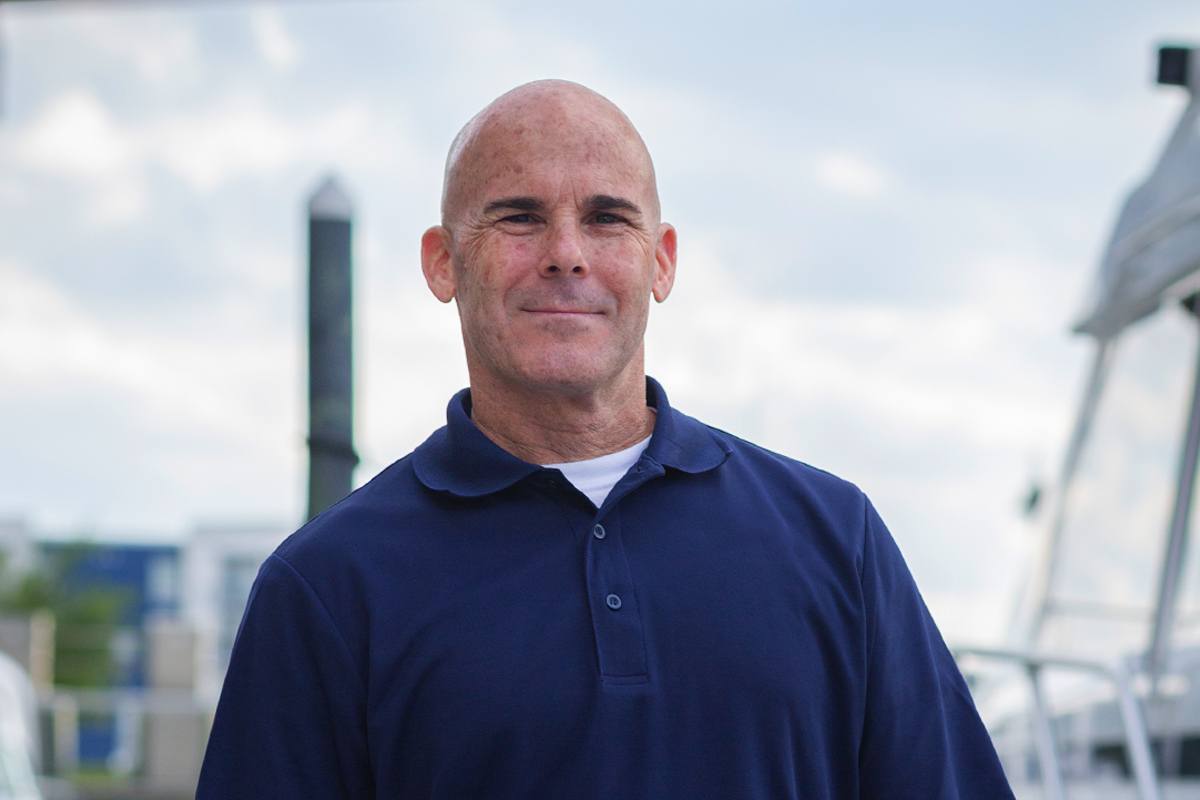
[1146,295,1200,681]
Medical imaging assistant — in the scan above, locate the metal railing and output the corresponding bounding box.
[955,645,1163,800]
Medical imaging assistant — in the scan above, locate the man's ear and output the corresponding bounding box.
[421,226,457,303]
[651,223,677,303]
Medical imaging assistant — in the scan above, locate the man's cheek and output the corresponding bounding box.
[507,238,537,261]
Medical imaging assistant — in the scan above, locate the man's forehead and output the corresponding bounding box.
[466,100,645,177]
[470,136,648,195]
[461,81,637,153]
[442,80,659,222]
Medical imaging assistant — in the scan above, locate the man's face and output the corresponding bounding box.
[422,89,676,399]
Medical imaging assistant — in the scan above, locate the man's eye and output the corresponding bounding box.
[501,214,535,224]
[593,212,625,224]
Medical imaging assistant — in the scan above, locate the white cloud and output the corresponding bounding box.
[144,97,417,191]
[251,8,300,72]
[0,259,293,443]
[13,7,201,89]
[0,260,92,379]
[211,236,296,294]
[148,98,303,191]
[6,86,424,206]
[617,82,793,185]
[6,89,148,229]
[814,151,889,198]
[15,90,131,177]
[87,174,149,227]
[0,249,309,532]
[653,215,1087,439]
[122,23,200,87]
[427,2,603,94]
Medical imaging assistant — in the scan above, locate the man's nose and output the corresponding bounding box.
[540,219,588,278]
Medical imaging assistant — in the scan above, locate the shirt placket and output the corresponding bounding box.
[585,508,649,684]
[583,457,666,685]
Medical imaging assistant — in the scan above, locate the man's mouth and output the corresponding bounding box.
[522,308,603,315]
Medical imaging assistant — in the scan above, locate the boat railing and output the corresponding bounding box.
[954,645,1162,800]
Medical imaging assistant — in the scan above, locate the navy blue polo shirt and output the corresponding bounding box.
[197,378,1013,799]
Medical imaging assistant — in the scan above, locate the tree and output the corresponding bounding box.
[0,544,130,688]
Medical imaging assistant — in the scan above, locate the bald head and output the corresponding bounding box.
[440,80,660,228]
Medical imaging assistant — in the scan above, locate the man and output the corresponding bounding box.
[197,80,1013,798]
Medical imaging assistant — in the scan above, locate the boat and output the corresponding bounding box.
[956,43,1200,800]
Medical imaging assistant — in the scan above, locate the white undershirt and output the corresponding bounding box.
[543,433,652,508]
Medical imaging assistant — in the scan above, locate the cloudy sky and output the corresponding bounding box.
[1,0,1197,643]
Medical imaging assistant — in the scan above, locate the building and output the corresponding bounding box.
[0,519,289,786]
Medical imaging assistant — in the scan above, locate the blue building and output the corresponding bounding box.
[38,541,183,766]
[40,541,182,688]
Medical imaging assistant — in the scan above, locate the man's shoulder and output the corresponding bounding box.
[676,412,876,567]
[696,416,866,506]
[272,453,425,577]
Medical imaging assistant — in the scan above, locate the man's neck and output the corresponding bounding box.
[468,372,654,465]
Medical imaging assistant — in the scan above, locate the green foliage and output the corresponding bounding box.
[0,543,131,688]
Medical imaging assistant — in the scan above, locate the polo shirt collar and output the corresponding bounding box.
[642,377,731,475]
[412,376,730,497]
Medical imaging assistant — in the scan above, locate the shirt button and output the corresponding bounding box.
[592,523,606,540]
[605,593,622,610]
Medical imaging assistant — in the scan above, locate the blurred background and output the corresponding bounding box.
[1,0,1199,797]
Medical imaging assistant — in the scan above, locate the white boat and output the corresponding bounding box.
[957,43,1200,800]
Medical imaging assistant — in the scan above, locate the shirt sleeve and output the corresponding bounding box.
[857,498,1014,799]
[196,553,373,799]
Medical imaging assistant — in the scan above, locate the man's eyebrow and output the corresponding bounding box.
[483,196,545,215]
[586,195,643,216]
